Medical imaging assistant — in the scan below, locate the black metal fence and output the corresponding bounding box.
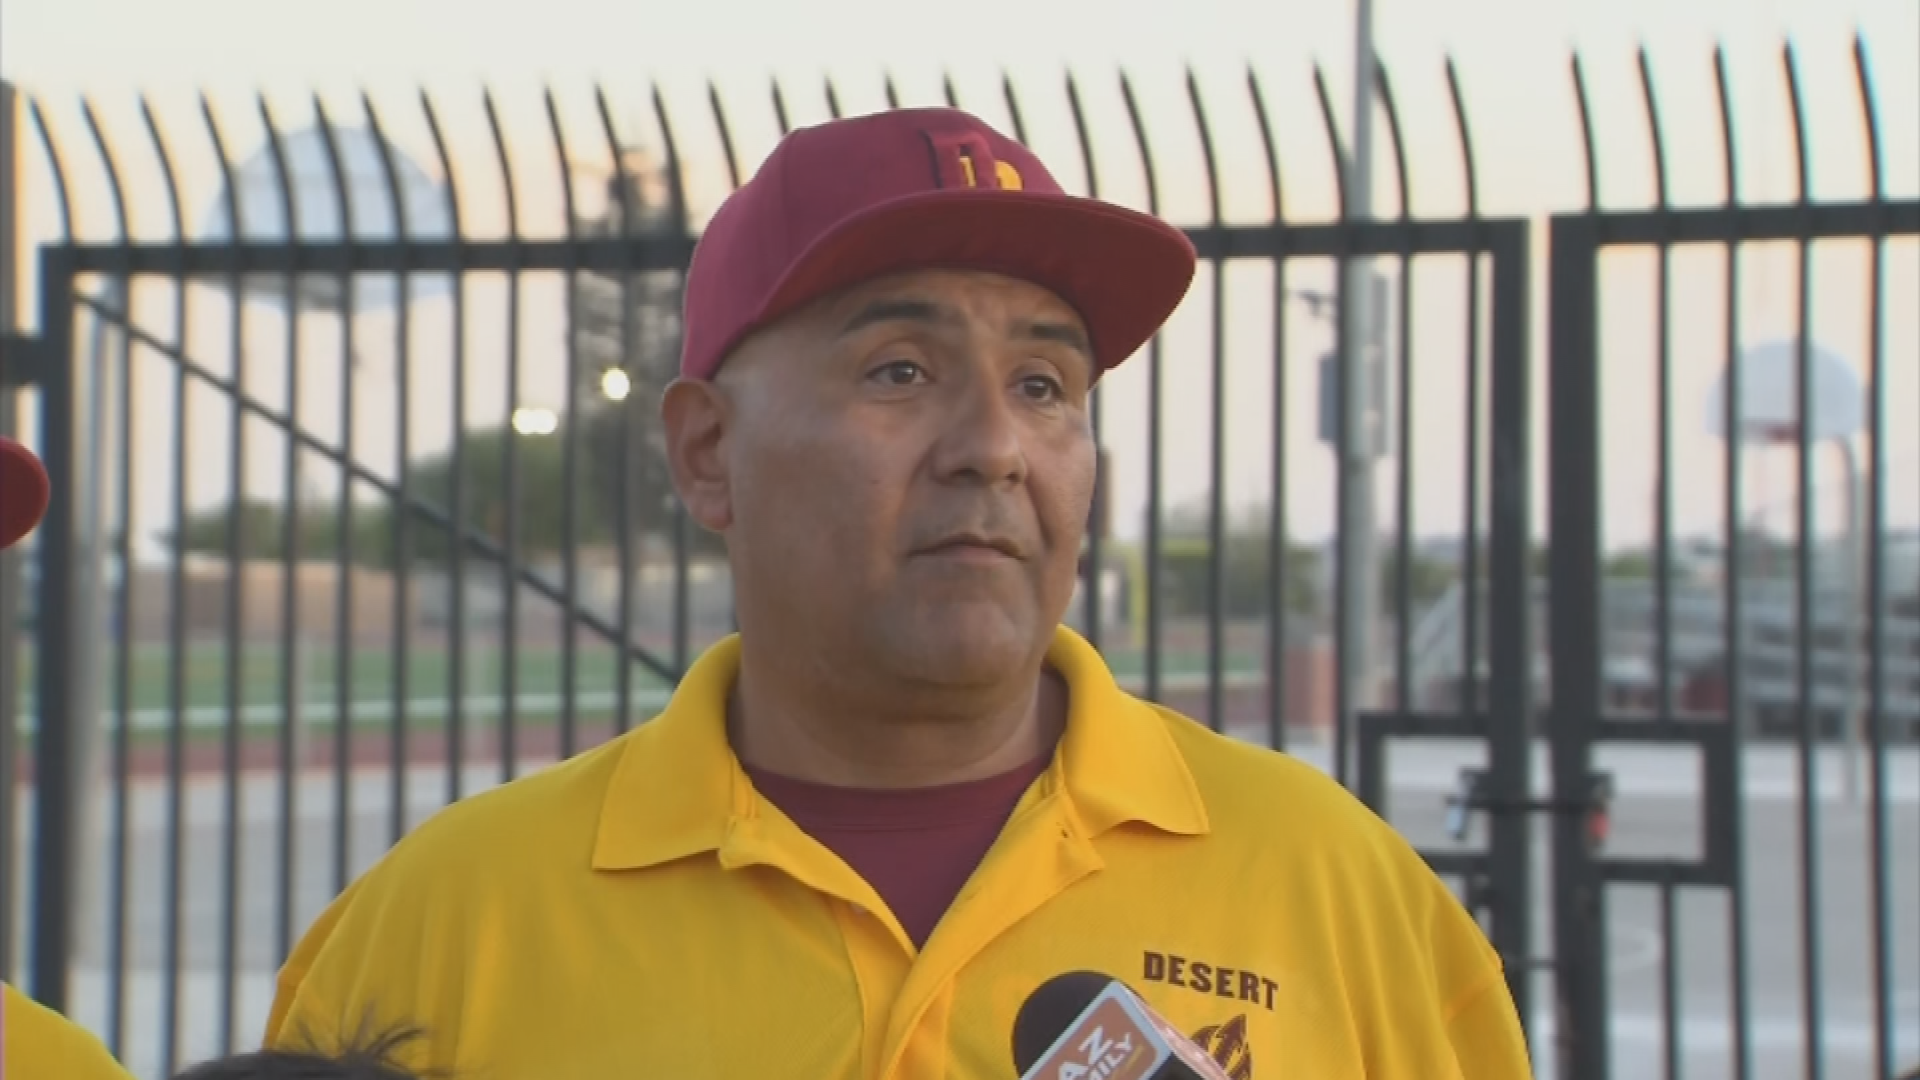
[0,41,1915,1080]
[1546,44,1920,1080]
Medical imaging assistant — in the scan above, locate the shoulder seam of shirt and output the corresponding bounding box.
[1439,961,1506,1027]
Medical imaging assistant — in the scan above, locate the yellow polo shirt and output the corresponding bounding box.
[2,983,134,1080]
[266,628,1530,1080]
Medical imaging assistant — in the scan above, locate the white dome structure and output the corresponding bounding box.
[198,123,455,314]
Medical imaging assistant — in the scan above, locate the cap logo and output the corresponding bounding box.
[925,131,1023,191]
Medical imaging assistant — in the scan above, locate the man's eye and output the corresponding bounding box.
[1019,374,1065,402]
[870,360,926,386]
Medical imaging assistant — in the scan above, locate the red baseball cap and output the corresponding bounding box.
[680,107,1197,380]
[0,436,49,550]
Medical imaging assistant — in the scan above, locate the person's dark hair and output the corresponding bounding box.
[170,1024,435,1080]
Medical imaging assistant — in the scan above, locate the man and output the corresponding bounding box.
[1,436,133,1080]
[267,107,1530,1079]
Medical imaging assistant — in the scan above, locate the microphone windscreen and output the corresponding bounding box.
[1011,971,1119,1074]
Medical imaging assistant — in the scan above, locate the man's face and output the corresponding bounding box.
[664,269,1098,691]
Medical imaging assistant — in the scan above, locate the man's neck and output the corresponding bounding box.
[726,652,1067,790]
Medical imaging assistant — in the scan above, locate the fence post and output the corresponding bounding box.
[1484,218,1534,1040]
[29,246,78,1011]
[1546,213,1608,1080]
[0,77,22,985]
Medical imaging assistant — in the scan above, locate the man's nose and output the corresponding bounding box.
[928,365,1028,489]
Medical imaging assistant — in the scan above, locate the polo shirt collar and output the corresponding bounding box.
[1044,627,1210,839]
[591,627,1209,872]
[591,637,745,871]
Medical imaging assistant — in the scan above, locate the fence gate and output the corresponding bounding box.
[1350,213,1536,1032]
[1544,52,1920,1080]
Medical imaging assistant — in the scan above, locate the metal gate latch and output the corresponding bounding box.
[1445,767,1618,852]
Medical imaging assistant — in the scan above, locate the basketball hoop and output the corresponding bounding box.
[1703,340,1864,445]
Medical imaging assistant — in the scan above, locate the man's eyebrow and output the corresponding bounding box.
[836,298,955,338]
[834,298,1094,364]
[1020,319,1093,361]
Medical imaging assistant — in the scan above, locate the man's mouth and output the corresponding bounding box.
[919,534,1024,560]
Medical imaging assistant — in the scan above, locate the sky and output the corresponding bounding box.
[2,0,1917,562]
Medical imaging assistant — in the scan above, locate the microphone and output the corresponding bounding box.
[1011,971,1233,1080]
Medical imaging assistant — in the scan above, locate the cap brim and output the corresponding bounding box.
[0,438,50,550]
[761,190,1197,373]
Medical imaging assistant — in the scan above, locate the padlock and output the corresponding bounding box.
[1586,805,1611,849]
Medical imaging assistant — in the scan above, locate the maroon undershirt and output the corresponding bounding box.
[744,756,1052,948]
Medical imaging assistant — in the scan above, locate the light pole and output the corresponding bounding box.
[1294,280,1389,660]
[1337,0,1382,780]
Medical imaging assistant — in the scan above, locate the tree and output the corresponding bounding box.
[171,146,728,567]
[169,415,732,567]
[167,428,565,567]
[164,496,358,560]
[568,146,696,555]
[1157,502,1322,617]
[1378,548,1459,613]
[1604,549,1655,578]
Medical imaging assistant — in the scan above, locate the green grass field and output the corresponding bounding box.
[10,640,1266,738]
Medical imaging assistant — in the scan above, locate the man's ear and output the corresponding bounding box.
[660,377,733,533]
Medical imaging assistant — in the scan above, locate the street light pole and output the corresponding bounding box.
[1337,0,1381,777]
[1837,439,1863,802]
